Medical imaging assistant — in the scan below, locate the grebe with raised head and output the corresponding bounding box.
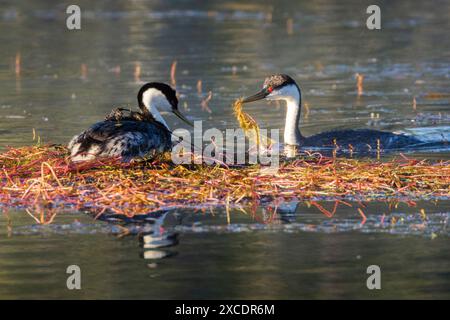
[242,74,422,152]
[68,82,193,162]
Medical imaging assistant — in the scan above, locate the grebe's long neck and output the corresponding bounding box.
[284,87,303,146]
[148,104,169,129]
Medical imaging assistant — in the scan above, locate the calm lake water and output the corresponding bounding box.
[0,0,449,299]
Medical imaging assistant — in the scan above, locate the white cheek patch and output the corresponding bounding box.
[141,88,172,129]
[266,91,280,100]
[265,84,300,103]
[142,89,172,112]
[279,84,298,98]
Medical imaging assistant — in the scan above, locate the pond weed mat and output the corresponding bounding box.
[0,145,449,218]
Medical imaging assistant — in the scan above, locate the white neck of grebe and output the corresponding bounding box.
[148,105,169,129]
[141,88,171,129]
[282,86,303,146]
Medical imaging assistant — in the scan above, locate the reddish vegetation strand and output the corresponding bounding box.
[0,145,449,217]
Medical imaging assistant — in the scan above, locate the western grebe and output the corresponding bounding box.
[68,82,193,162]
[242,74,422,151]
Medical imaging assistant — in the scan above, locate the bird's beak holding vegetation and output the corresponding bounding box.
[242,89,268,103]
[173,109,194,127]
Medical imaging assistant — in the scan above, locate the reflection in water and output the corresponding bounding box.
[85,199,449,269]
[0,200,449,299]
[139,212,179,261]
[95,209,180,261]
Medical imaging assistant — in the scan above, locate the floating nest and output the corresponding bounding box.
[0,144,448,218]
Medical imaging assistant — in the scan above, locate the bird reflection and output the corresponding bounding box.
[137,211,179,261]
[96,209,180,261]
[96,203,303,266]
[136,212,177,262]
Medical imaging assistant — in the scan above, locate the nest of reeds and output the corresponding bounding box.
[0,145,448,217]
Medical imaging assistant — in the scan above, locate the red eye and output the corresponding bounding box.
[267,86,273,93]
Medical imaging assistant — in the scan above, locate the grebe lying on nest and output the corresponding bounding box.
[241,74,422,152]
[68,82,193,162]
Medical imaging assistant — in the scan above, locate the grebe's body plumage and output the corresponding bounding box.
[242,74,422,151]
[68,82,192,162]
[301,128,421,150]
[68,116,172,162]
